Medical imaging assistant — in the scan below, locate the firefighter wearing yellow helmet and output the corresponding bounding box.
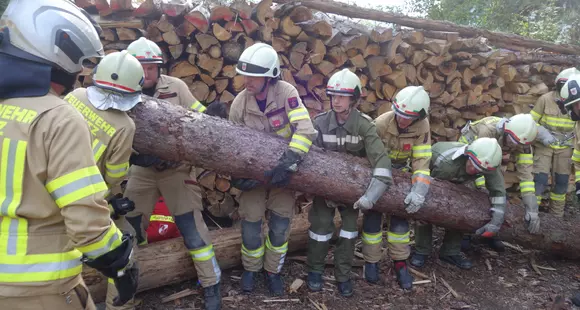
[306,68,392,296]
[411,137,506,270]
[530,67,579,217]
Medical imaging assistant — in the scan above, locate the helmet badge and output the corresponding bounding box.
[242,62,247,70]
[572,88,578,96]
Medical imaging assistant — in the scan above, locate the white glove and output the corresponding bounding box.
[404,191,425,213]
[475,206,505,237]
[353,178,388,210]
[354,195,373,210]
[522,194,540,234]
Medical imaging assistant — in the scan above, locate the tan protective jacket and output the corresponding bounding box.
[531,91,575,149]
[229,80,317,154]
[0,90,124,297]
[374,111,432,183]
[64,88,135,190]
[153,75,206,113]
[458,116,534,196]
[573,123,580,182]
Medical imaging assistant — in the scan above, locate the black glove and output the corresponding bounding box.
[109,196,135,219]
[82,234,139,306]
[231,178,261,191]
[264,149,303,187]
[205,101,228,119]
[129,153,161,167]
[153,160,181,171]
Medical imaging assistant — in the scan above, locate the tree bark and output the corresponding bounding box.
[271,0,580,56]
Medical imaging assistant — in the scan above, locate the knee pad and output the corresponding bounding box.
[554,173,570,194]
[242,219,263,250]
[268,213,290,247]
[363,210,382,233]
[125,215,145,244]
[174,212,206,250]
[389,216,409,233]
[534,172,549,194]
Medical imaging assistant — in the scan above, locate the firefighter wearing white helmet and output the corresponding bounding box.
[530,67,578,217]
[373,85,431,289]
[411,137,506,270]
[123,38,224,310]
[0,0,138,308]
[229,42,317,297]
[306,68,392,297]
[458,114,539,235]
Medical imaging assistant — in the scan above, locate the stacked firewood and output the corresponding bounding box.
[75,0,580,192]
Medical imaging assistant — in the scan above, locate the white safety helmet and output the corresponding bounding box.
[126,37,164,64]
[0,0,103,74]
[560,74,580,112]
[236,43,280,78]
[555,67,580,93]
[465,137,502,172]
[93,51,144,94]
[326,68,362,101]
[392,86,430,120]
[504,114,538,145]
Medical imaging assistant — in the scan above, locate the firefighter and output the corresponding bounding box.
[64,51,146,310]
[458,114,540,251]
[0,0,138,308]
[530,67,580,217]
[373,85,431,289]
[410,138,505,269]
[122,38,222,310]
[556,74,580,307]
[305,68,392,296]
[229,43,317,296]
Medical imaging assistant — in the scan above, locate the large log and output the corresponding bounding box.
[125,98,580,260]
[271,0,580,56]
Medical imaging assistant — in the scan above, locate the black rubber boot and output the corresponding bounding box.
[460,235,472,251]
[307,272,323,292]
[203,283,222,310]
[439,254,473,270]
[265,272,284,296]
[410,253,427,268]
[394,261,413,290]
[241,271,255,293]
[364,262,379,284]
[337,279,353,297]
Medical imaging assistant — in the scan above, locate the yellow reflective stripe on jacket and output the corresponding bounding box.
[275,123,292,139]
[0,217,27,256]
[550,144,571,150]
[190,101,207,113]
[530,110,541,122]
[241,244,265,258]
[475,176,486,187]
[539,115,575,130]
[361,231,382,245]
[520,181,535,194]
[412,145,432,158]
[150,214,174,223]
[0,138,27,217]
[516,154,533,165]
[75,222,123,259]
[92,139,106,163]
[45,166,108,208]
[287,107,310,123]
[573,149,580,163]
[575,170,580,182]
[289,133,312,153]
[190,244,216,262]
[387,231,410,244]
[105,161,129,179]
[0,249,83,283]
[458,135,472,144]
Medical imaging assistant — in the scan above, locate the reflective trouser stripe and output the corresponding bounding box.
[550,192,566,201]
[190,244,216,262]
[387,231,410,244]
[92,139,106,163]
[190,101,206,113]
[362,231,382,245]
[150,214,174,223]
[536,196,542,204]
[76,222,123,259]
[573,149,580,163]
[0,249,83,282]
[412,145,432,158]
[241,244,264,258]
[338,229,358,239]
[289,133,312,153]
[105,161,129,179]
[0,138,27,218]
[265,236,288,254]
[308,230,333,242]
[576,171,580,183]
[45,166,108,208]
[520,181,535,194]
[475,176,486,187]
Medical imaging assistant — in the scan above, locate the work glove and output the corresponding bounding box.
[264,149,303,187]
[536,126,557,146]
[354,178,389,210]
[81,234,139,306]
[109,195,135,220]
[404,175,431,214]
[475,204,505,238]
[231,178,261,191]
[522,194,540,234]
[205,101,228,119]
[129,153,161,167]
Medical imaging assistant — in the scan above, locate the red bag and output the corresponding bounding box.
[146,197,181,243]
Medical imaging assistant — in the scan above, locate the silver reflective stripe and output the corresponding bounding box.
[83,231,121,259]
[308,230,333,242]
[490,196,506,204]
[373,168,392,178]
[290,136,311,149]
[289,109,309,121]
[6,218,19,255]
[339,230,358,239]
[92,140,105,159]
[211,256,222,281]
[50,174,103,202]
[345,135,362,144]
[362,233,381,242]
[387,234,410,242]
[434,147,461,167]
[0,139,17,216]
[277,253,287,273]
[106,165,128,175]
[490,207,505,214]
[322,134,337,143]
[0,257,82,273]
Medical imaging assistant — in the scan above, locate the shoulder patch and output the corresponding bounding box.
[288,97,299,109]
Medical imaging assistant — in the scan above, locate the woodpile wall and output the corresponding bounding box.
[75,0,580,193]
